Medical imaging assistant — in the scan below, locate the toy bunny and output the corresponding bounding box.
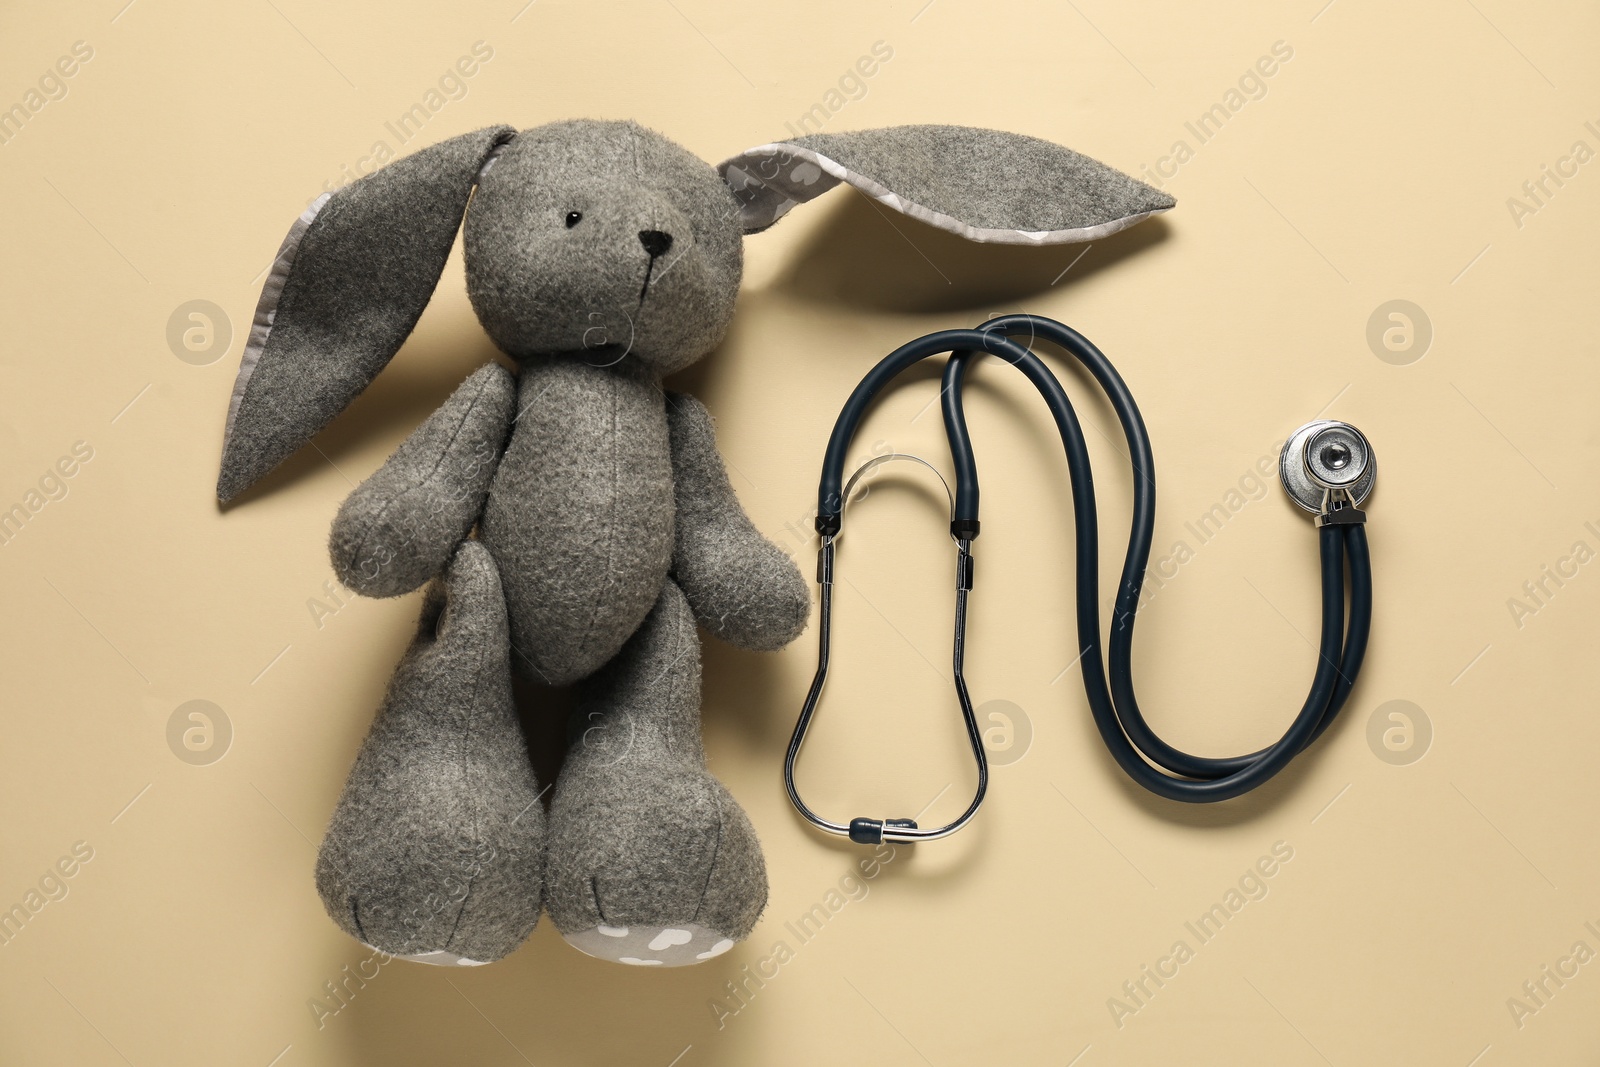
[217,120,1171,966]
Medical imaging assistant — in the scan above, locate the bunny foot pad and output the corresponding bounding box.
[368,945,492,967]
[565,923,736,967]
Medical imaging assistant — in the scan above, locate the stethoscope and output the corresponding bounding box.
[785,315,1374,845]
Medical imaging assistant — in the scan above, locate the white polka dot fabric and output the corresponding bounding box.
[564,922,737,967]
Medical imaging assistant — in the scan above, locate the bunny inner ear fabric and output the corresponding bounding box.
[217,124,517,502]
[718,124,1174,244]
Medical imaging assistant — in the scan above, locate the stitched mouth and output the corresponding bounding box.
[638,237,689,306]
[638,256,658,305]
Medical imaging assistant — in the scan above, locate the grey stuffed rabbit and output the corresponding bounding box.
[216,120,1170,966]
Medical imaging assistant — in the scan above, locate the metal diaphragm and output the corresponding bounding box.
[1280,420,1376,513]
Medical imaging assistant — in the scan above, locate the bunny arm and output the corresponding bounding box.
[329,363,516,598]
[666,393,809,651]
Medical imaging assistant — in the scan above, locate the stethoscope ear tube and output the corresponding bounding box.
[789,453,988,844]
[786,315,1374,840]
[814,328,1007,538]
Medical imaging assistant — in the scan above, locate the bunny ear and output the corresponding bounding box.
[717,124,1173,244]
[217,124,517,502]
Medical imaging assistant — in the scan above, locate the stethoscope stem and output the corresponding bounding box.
[785,315,1374,840]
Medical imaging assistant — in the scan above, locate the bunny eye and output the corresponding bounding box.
[564,211,583,228]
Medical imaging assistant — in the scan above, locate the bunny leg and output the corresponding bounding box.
[315,540,545,965]
[546,578,766,966]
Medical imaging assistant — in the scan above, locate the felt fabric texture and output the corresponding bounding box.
[329,363,515,598]
[479,357,676,687]
[717,124,1175,243]
[666,393,809,650]
[315,541,545,964]
[217,124,514,501]
[544,579,768,950]
[465,120,744,375]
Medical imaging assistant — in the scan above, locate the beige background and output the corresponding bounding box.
[2,0,1597,1063]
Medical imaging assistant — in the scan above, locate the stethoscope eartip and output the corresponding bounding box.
[848,817,920,845]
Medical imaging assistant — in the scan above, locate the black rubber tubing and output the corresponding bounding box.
[813,315,1371,803]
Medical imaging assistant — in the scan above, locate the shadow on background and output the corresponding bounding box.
[1086,703,1363,832]
[770,189,1172,314]
[216,331,508,510]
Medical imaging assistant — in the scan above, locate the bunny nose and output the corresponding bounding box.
[638,230,673,257]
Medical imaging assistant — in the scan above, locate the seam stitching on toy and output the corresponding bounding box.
[343,368,502,586]
[692,786,726,927]
[569,373,622,674]
[442,589,492,953]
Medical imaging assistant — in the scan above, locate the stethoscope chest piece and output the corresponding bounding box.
[1280,420,1376,522]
